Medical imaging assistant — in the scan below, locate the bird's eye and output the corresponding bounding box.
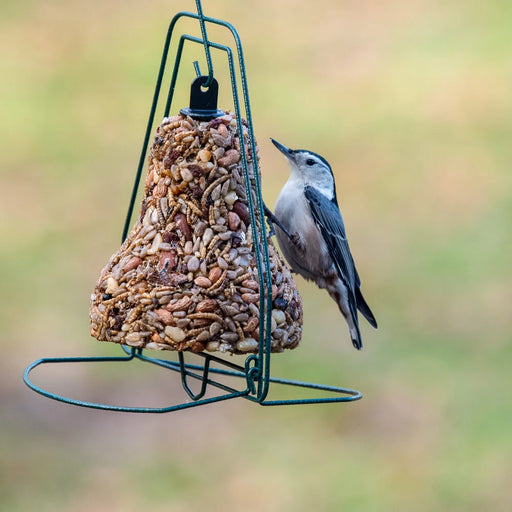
[306,158,315,166]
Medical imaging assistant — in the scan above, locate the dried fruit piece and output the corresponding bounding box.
[153,180,168,198]
[236,338,258,353]
[105,277,118,294]
[232,201,250,224]
[165,326,186,342]
[123,257,142,272]
[155,309,174,325]
[196,299,217,312]
[218,149,240,167]
[208,266,223,284]
[242,279,259,291]
[166,296,192,312]
[227,211,241,231]
[241,293,259,304]
[194,276,212,288]
[159,250,177,271]
[197,149,211,162]
[163,149,180,169]
[175,213,192,241]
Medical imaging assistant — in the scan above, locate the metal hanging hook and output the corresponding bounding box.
[195,0,214,88]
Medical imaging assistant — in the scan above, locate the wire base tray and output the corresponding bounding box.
[23,0,363,412]
[24,348,361,413]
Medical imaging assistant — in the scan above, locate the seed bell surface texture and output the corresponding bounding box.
[89,112,303,354]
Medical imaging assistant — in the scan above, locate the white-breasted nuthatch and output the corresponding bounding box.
[267,139,377,350]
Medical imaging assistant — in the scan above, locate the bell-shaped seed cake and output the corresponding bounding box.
[89,112,303,354]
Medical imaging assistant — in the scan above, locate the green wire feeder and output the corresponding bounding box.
[23,0,362,412]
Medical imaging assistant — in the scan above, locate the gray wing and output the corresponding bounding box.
[304,186,377,329]
[304,186,357,294]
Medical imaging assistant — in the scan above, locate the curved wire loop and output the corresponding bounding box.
[23,349,361,413]
[23,2,362,412]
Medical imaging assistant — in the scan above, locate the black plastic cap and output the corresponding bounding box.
[180,76,225,120]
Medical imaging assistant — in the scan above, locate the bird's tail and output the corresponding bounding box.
[348,301,363,350]
[326,280,363,350]
[355,287,378,328]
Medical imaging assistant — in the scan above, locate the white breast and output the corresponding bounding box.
[274,179,332,280]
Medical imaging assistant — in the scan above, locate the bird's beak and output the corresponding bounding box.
[270,138,294,160]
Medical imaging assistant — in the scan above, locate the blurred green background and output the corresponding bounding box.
[1,1,511,510]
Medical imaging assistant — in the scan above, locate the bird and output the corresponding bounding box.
[267,138,377,350]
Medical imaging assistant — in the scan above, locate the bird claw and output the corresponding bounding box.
[291,233,305,251]
[263,204,304,252]
[265,217,276,237]
[263,203,293,240]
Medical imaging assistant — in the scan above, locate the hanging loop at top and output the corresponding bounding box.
[180,75,225,120]
[195,0,214,88]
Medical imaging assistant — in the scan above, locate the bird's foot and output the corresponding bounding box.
[291,232,305,252]
[263,203,294,240]
[265,216,276,237]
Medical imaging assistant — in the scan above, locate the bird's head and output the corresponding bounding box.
[271,138,335,200]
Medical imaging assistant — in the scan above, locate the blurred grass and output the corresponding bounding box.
[1,0,511,511]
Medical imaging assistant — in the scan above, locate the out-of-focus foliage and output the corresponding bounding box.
[1,1,510,511]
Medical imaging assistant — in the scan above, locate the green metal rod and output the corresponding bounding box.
[23,354,360,411]
[121,15,177,242]
[170,21,273,401]
[135,352,252,397]
[142,21,272,401]
[23,355,250,413]
[164,32,187,117]
[194,0,214,87]
[122,11,200,240]
[178,351,211,400]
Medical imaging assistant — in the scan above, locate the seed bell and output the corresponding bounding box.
[89,77,303,355]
